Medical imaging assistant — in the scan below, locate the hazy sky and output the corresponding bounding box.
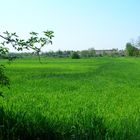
[0,0,140,51]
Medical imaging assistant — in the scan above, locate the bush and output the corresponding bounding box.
[71,52,80,59]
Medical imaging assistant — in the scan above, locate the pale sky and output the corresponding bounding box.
[0,0,140,51]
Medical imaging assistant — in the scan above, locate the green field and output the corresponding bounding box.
[1,57,140,140]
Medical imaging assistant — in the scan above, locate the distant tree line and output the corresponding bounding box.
[41,48,98,58]
[3,41,140,60]
[0,48,126,60]
[35,48,125,58]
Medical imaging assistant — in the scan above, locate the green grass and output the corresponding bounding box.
[1,57,140,139]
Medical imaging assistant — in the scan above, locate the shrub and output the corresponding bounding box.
[71,52,80,59]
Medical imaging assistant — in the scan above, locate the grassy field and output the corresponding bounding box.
[1,57,140,140]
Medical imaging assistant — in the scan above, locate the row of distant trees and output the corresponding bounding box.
[1,45,140,60]
[42,48,98,58]
[1,41,140,60]
[0,48,126,60]
[41,48,124,58]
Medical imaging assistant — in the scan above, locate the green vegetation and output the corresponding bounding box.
[71,52,80,59]
[0,30,54,99]
[1,57,140,139]
[125,42,139,56]
[0,65,10,97]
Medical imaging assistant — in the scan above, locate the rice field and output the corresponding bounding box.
[1,57,140,140]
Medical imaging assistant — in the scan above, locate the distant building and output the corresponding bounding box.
[95,49,118,55]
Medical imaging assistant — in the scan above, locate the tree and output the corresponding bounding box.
[125,42,139,56]
[0,30,54,96]
[80,48,95,58]
[88,48,96,57]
